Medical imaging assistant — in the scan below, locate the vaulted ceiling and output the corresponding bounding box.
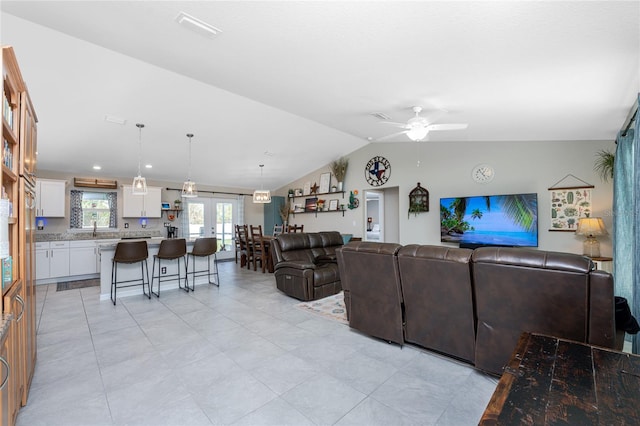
[1,1,638,191]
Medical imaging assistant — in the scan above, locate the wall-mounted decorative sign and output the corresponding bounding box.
[408,182,429,218]
[548,174,594,232]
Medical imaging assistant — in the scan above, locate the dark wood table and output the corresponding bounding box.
[480,332,640,425]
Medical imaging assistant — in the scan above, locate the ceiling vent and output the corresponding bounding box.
[370,112,392,121]
[175,12,222,38]
[74,177,118,189]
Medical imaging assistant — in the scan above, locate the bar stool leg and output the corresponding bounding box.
[178,256,189,292]
[142,259,151,299]
[151,257,161,298]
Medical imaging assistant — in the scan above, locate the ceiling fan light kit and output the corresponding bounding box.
[378,106,468,142]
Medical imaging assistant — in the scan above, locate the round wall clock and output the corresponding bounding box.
[471,164,495,183]
[365,156,391,187]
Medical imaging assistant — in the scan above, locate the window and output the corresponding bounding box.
[70,190,117,229]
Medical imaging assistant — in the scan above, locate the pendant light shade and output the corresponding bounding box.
[131,123,148,195]
[181,133,198,198]
[253,164,271,203]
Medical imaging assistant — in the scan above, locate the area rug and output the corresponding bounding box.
[295,292,348,325]
[56,278,100,292]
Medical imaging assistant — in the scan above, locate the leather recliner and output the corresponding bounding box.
[271,231,343,301]
[336,241,404,345]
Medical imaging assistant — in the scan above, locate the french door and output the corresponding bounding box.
[184,197,236,260]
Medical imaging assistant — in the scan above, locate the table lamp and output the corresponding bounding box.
[576,217,607,258]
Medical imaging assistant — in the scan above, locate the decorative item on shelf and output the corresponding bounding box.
[288,189,294,198]
[167,214,175,221]
[348,190,359,209]
[303,181,311,196]
[329,199,339,211]
[331,185,337,193]
[278,202,290,224]
[181,133,198,198]
[174,199,182,209]
[319,172,331,194]
[317,199,325,211]
[330,157,348,192]
[310,182,319,194]
[131,123,148,195]
[253,164,272,203]
[548,174,594,231]
[576,217,608,258]
[305,197,318,212]
[294,188,303,197]
[408,182,429,218]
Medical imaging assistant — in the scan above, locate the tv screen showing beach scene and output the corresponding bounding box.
[440,193,538,247]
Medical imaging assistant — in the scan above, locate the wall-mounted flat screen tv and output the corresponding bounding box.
[440,193,538,247]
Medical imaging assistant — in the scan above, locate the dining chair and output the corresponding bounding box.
[234,224,243,264]
[273,224,284,236]
[288,224,304,233]
[238,224,253,269]
[249,225,269,272]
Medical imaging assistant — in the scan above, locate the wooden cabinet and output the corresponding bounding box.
[3,281,23,426]
[35,178,65,217]
[122,185,161,218]
[0,319,12,426]
[2,45,37,422]
[69,240,98,275]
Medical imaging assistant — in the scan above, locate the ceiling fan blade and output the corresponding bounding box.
[379,121,410,129]
[375,130,409,142]
[426,123,468,131]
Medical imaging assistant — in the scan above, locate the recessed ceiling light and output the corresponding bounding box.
[145,164,152,169]
[93,165,102,170]
[104,114,126,125]
[175,11,222,38]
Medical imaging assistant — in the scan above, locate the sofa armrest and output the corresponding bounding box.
[314,254,337,265]
[588,270,616,349]
[275,260,316,270]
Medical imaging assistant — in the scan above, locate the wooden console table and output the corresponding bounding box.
[480,332,640,425]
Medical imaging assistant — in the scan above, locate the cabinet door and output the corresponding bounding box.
[69,246,97,275]
[3,281,24,425]
[121,185,145,217]
[36,179,65,217]
[0,330,10,426]
[144,187,162,218]
[49,247,70,279]
[19,92,37,182]
[35,249,50,281]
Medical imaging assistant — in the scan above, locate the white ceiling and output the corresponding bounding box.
[1,1,638,191]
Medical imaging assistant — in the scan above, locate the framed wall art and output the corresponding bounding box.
[319,172,331,194]
[548,174,594,232]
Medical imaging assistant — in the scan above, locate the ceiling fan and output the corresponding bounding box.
[378,106,468,141]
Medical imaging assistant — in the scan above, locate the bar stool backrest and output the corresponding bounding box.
[114,241,148,263]
[192,237,218,256]
[157,238,187,259]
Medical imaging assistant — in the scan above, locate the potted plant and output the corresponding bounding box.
[594,149,615,182]
[330,157,348,192]
[174,199,182,209]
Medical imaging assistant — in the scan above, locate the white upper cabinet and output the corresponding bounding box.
[121,185,162,218]
[35,178,66,217]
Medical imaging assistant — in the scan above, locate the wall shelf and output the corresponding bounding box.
[162,208,182,219]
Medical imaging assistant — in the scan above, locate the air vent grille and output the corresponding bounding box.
[370,112,391,121]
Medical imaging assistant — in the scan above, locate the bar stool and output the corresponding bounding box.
[111,241,150,305]
[151,238,187,297]
[186,237,219,291]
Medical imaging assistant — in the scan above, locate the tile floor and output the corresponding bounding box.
[17,261,497,426]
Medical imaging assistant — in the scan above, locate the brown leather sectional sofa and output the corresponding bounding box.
[336,241,618,376]
[271,231,343,301]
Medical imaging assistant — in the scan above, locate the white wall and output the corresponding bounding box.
[277,139,616,256]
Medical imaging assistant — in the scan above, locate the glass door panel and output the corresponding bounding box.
[185,198,235,260]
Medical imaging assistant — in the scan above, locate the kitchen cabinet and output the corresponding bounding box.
[3,281,24,426]
[69,240,98,275]
[0,320,12,426]
[122,185,161,218]
[35,179,65,217]
[35,241,69,280]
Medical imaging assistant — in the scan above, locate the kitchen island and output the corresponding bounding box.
[98,238,217,301]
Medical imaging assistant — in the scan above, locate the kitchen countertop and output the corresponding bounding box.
[35,230,163,242]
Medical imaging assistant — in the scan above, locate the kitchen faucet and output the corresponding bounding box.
[93,221,97,237]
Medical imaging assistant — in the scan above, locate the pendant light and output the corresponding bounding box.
[181,133,198,198]
[253,164,271,203]
[131,123,148,195]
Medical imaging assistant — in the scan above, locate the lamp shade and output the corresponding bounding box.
[575,217,608,237]
[253,189,271,203]
[182,180,198,198]
[131,175,147,195]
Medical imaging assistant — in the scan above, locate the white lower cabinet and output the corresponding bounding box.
[69,241,98,275]
[35,241,70,280]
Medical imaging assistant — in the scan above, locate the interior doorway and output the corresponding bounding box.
[183,197,236,260]
[364,187,399,243]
